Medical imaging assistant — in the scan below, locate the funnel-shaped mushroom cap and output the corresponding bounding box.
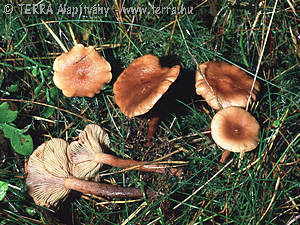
[195,61,260,110]
[211,107,260,152]
[68,124,110,179]
[53,44,112,97]
[113,55,181,118]
[26,139,71,208]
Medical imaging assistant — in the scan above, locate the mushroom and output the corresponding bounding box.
[68,124,182,179]
[210,106,260,163]
[113,54,180,144]
[195,61,260,110]
[53,44,112,97]
[26,138,156,208]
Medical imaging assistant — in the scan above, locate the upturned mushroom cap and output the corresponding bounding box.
[53,44,112,97]
[26,138,71,208]
[68,124,110,179]
[113,55,181,118]
[195,61,260,110]
[211,106,260,152]
[27,137,158,207]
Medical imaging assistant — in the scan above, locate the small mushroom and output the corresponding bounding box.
[195,61,260,110]
[113,54,180,144]
[210,106,260,163]
[53,44,112,97]
[26,138,156,208]
[68,124,182,179]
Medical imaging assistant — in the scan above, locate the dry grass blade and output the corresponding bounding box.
[121,201,148,225]
[257,176,281,224]
[41,20,68,53]
[246,0,279,110]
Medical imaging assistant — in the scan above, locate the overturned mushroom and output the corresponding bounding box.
[26,138,156,208]
[195,61,260,110]
[68,124,182,179]
[210,107,260,163]
[53,44,112,97]
[113,55,180,144]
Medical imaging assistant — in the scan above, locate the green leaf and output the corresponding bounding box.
[42,68,51,77]
[46,87,59,104]
[0,181,9,201]
[1,124,33,155]
[7,83,18,93]
[0,102,18,123]
[25,207,37,216]
[273,120,280,128]
[41,103,55,118]
[32,66,39,77]
[48,87,59,101]
[34,81,44,95]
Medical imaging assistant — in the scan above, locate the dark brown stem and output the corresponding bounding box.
[64,177,157,198]
[94,152,181,176]
[145,116,160,146]
[220,150,231,164]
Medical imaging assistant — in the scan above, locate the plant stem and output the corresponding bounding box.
[64,177,156,198]
[94,152,181,176]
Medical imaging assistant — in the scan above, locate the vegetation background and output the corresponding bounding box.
[0,0,299,224]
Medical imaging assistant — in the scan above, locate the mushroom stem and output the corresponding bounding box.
[220,150,231,164]
[64,177,156,198]
[145,116,161,146]
[94,152,179,175]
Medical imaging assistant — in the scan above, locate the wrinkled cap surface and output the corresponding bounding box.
[26,138,71,208]
[211,106,260,152]
[195,61,260,110]
[113,55,181,118]
[53,44,112,97]
[68,124,110,179]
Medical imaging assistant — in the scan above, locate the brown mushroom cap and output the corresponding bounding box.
[211,107,260,152]
[26,138,71,208]
[53,44,112,97]
[195,61,260,110]
[113,55,181,118]
[68,124,110,179]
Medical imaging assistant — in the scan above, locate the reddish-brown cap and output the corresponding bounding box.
[211,107,260,152]
[26,138,71,208]
[113,55,181,118]
[53,44,112,97]
[195,61,260,110]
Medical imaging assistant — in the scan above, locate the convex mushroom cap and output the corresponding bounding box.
[195,61,260,110]
[53,44,112,97]
[211,106,260,153]
[113,54,181,118]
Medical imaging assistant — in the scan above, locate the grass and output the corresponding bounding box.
[0,0,299,224]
